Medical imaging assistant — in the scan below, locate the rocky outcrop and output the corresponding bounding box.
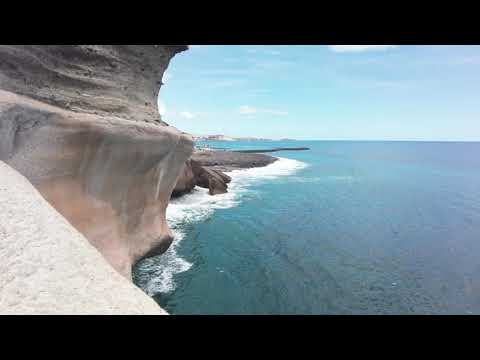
[0,161,165,314]
[191,150,277,172]
[190,160,232,195]
[172,150,277,197]
[172,159,232,197]
[0,45,193,280]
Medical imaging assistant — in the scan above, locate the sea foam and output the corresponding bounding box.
[135,157,308,294]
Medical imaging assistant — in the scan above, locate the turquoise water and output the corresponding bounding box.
[134,141,480,314]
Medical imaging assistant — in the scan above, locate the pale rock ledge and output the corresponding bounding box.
[0,161,166,315]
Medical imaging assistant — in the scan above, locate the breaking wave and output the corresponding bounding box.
[134,157,308,294]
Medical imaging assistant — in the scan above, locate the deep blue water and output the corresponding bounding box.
[134,141,480,314]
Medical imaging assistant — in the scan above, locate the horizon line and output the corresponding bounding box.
[194,137,480,143]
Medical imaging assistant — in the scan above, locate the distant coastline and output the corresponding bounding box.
[192,134,296,142]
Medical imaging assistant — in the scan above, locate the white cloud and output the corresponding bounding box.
[245,89,271,97]
[264,109,289,116]
[250,59,294,70]
[246,46,281,56]
[267,50,281,55]
[162,71,171,83]
[158,99,167,116]
[452,56,480,65]
[239,105,288,116]
[210,79,246,88]
[239,105,258,115]
[328,45,398,53]
[179,111,196,119]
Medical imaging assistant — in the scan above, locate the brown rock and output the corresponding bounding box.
[171,159,197,198]
[172,148,279,198]
[191,160,231,195]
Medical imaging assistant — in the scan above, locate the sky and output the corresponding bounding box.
[158,45,480,141]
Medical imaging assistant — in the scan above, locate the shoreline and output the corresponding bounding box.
[172,149,280,198]
[135,156,309,298]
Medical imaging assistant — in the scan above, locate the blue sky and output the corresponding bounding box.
[159,45,480,141]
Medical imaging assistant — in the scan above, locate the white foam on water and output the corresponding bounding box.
[135,229,192,296]
[167,157,308,231]
[136,157,308,294]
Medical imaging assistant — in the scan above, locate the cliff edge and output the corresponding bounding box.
[0,45,193,281]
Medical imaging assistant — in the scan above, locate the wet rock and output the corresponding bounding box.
[191,160,231,195]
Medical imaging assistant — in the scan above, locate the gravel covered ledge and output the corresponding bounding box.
[0,161,166,315]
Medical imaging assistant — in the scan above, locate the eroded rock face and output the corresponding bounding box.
[0,45,193,279]
[0,45,185,125]
[171,159,197,198]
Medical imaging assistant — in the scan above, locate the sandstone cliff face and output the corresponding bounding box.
[0,45,193,279]
[0,161,165,314]
[0,45,184,125]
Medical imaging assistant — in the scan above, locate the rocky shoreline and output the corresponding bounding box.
[172,150,278,197]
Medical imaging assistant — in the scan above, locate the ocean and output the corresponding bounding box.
[133,141,480,314]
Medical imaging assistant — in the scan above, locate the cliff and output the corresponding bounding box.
[0,45,194,281]
[0,161,165,314]
[0,45,184,125]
